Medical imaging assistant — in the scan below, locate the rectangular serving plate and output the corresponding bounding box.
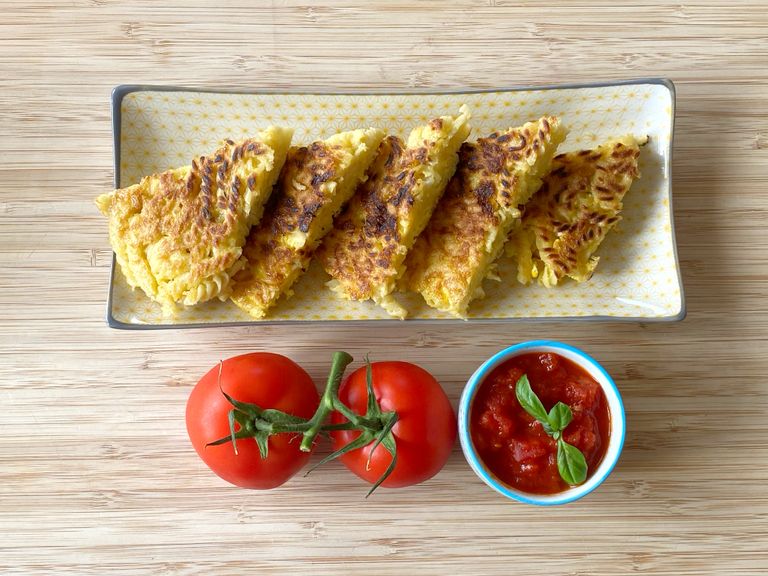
[106,79,684,329]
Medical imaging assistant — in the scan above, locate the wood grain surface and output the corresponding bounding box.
[1,1,767,574]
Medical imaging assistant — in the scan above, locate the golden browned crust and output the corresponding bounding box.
[95,128,292,313]
[232,145,320,314]
[406,117,566,316]
[321,136,419,300]
[269,141,345,237]
[230,128,385,318]
[509,135,645,286]
[317,106,471,318]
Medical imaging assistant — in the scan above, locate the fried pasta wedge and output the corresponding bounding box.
[508,135,646,287]
[405,117,567,318]
[95,127,293,315]
[317,106,471,318]
[230,128,386,319]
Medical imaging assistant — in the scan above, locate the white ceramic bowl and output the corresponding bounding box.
[458,340,625,505]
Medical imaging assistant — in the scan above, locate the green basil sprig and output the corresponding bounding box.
[515,375,588,486]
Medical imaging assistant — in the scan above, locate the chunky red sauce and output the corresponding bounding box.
[470,352,610,494]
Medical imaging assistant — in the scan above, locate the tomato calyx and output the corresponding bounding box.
[206,363,312,459]
[306,357,400,497]
[208,351,402,496]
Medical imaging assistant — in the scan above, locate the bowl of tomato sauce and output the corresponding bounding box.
[458,340,625,505]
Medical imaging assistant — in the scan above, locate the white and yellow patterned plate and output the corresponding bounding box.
[106,79,683,328]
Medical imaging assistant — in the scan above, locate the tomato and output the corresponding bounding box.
[330,361,456,488]
[186,353,319,489]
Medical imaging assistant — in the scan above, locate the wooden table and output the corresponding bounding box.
[2,2,767,574]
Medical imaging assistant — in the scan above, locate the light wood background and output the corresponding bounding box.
[1,2,767,574]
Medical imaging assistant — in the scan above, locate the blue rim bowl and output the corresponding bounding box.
[458,340,626,505]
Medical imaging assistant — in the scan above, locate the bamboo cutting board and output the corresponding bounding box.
[1,2,767,575]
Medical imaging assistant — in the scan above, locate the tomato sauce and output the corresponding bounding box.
[470,352,610,494]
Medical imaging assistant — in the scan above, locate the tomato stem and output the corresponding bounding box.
[299,351,354,452]
[319,421,365,431]
[212,351,402,497]
[304,355,401,496]
[251,420,311,434]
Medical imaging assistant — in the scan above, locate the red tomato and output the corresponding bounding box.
[186,353,319,489]
[330,361,456,488]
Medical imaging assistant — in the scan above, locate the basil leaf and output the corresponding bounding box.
[547,402,573,433]
[515,375,549,425]
[557,439,588,485]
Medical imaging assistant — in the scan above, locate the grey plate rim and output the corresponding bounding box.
[105,77,684,330]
